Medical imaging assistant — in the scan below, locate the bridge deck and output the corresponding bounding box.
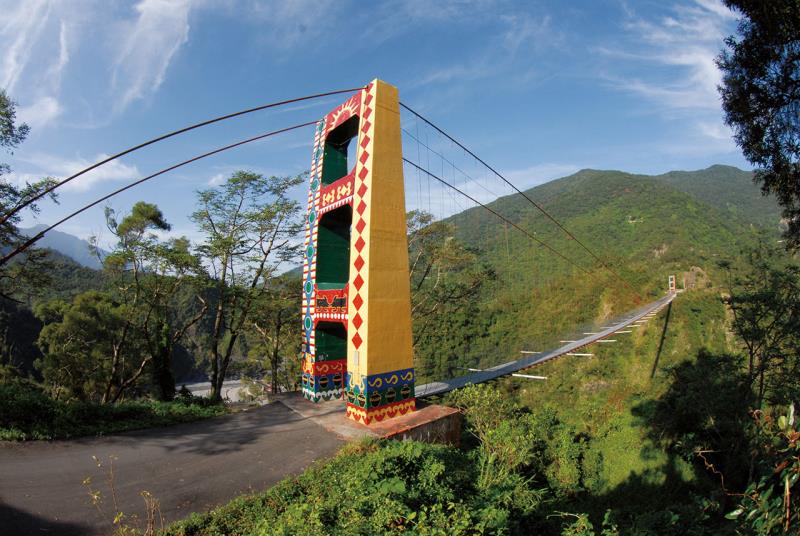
[416,292,676,398]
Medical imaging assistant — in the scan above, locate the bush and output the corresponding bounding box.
[166,439,515,535]
[0,383,226,440]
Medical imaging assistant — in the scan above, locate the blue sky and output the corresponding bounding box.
[1,0,747,247]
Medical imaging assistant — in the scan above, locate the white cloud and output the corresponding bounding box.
[594,0,740,157]
[207,172,225,186]
[10,153,140,192]
[0,0,52,93]
[600,0,733,112]
[111,0,194,112]
[408,9,560,91]
[18,96,62,129]
[0,1,74,128]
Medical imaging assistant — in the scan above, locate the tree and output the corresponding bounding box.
[102,202,208,401]
[407,210,495,379]
[192,171,303,401]
[717,1,800,248]
[407,210,494,340]
[246,276,301,395]
[0,89,57,298]
[722,244,800,408]
[35,291,145,403]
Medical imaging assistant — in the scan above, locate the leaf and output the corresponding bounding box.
[725,508,743,520]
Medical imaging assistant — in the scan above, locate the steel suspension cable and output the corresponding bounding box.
[1,121,317,267]
[1,87,365,227]
[403,157,591,275]
[400,102,641,299]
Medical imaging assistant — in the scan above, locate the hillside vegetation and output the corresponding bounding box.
[157,165,800,534]
[414,166,773,382]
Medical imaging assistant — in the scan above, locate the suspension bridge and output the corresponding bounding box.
[2,80,677,416]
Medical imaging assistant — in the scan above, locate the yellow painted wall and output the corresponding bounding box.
[347,79,414,381]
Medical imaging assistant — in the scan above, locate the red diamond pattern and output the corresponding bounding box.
[353,293,363,309]
[355,219,366,234]
[361,120,371,134]
[363,107,372,120]
[352,313,363,329]
[352,332,363,349]
[364,92,373,105]
[358,167,369,180]
[360,135,370,149]
[357,183,368,197]
[359,151,369,165]
[353,274,364,289]
[356,201,367,215]
[354,254,365,270]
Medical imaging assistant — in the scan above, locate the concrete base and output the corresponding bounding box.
[280,393,461,446]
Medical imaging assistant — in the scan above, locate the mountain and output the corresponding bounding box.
[414,165,776,381]
[652,164,782,231]
[20,225,108,269]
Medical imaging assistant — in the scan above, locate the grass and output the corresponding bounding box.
[0,383,227,440]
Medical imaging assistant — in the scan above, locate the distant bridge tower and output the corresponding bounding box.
[301,80,416,424]
[668,274,676,293]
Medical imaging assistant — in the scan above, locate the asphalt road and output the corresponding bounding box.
[0,401,344,535]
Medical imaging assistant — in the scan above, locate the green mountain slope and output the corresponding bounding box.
[652,164,782,231]
[414,166,767,381]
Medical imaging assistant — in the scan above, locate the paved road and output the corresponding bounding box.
[0,401,344,535]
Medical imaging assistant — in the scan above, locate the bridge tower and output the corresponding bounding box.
[668,274,676,292]
[301,80,416,424]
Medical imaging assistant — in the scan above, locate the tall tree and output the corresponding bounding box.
[722,244,800,407]
[35,291,144,403]
[717,1,800,247]
[407,210,495,380]
[246,276,301,394]
[102,202,208,401]
[407,210,494,342]
[0,89,57,299]
[192,171,303,401]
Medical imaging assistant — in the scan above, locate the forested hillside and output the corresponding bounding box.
[413,165,776,383]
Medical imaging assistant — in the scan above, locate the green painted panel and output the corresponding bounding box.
[321,115,359,185]
[322,144,348,185]
[316,322,347,361]
[317,206,351,288]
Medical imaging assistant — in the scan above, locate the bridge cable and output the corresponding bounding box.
[401,126,502,203]
[1,121,318,267]
[403,158,591,275]
[1,87,365,227]
[400,102,641,299]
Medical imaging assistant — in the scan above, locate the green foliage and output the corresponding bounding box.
[413,167,771,383]
[452,384,600,500]
[102,201,208,401]
[727,404,800,533]
[722,243,800,407]
[165,440,513,535]
[717,0,800,248]
[192,171,304,401]
[0,382,224,440]
[0,89,58,298]
[35,290,138,403]
[244,275,301,395]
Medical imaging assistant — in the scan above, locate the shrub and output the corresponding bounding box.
[0,383,226,440]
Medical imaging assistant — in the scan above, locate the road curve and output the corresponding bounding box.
[0,401,344,535]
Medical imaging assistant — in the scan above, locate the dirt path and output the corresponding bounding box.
[0,401,344,535]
